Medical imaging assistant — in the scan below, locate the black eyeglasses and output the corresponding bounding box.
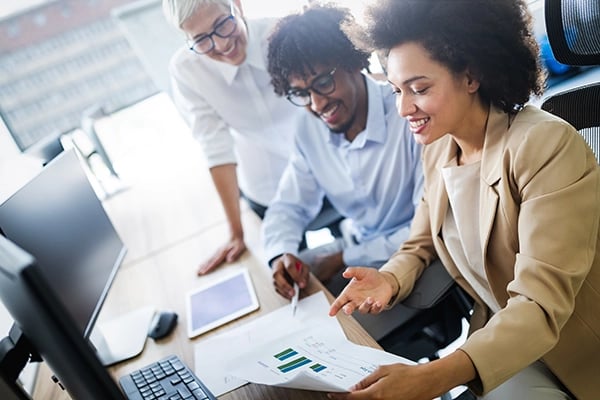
[188,2,237,55]
[286,68,337,107]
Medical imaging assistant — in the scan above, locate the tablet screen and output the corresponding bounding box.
[186,268,259,338]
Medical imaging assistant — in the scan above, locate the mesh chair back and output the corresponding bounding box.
[544,0,600,65]
[542,0,600,162]
[541,84,600,162]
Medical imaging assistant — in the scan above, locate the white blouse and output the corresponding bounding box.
[442,159,501,313]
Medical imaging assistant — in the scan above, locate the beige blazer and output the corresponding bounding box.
[381,105,600,399]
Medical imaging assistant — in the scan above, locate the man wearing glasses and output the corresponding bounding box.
[263,4,423,299]
[162,0,340,275]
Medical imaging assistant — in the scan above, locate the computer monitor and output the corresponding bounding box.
[0,150,125,339]
[0,235,126,399]
[0,150,153,375]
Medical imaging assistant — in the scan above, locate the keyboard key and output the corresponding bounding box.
[119,355,216,400]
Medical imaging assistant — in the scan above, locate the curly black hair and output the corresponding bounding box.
[347,0,545,113]
[267,3,371,97]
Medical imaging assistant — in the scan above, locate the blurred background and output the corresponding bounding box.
[0,0,580,169]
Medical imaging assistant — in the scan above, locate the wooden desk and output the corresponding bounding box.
[32,213,380,400]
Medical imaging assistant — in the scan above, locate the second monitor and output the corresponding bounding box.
[0,149,152,366]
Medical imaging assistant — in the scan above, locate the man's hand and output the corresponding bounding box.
[271,254,309,300]
[197,236,246,275]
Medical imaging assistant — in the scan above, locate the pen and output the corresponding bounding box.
[291,283,299,316]
[291,261,301,316]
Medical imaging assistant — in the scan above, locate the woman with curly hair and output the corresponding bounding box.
[329,0,600,399]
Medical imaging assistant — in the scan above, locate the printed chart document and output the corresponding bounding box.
[228,327,414,392]
[194,291,346,396]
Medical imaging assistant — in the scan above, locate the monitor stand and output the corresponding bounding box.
[89,306,155,366]
[0,325,40,400]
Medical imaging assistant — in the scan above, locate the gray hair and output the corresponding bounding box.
[162,0,230,30]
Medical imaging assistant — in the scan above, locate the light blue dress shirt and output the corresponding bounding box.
[262,74,423,266]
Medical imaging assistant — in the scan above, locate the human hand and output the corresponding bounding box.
[271,254,309,300]
[328,268,394,316]
[197,236,246,275]
[327,363,440,400]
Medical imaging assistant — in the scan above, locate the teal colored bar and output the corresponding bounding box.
[310,364,326,373]
[274,348,296,360]
[278,356,312,373]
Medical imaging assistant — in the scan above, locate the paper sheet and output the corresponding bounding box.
[228,327,414,392]
[194,291,346,396]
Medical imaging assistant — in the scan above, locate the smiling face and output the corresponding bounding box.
[288,65,367,142]
[387,42,482,146]
[182,1,248,65]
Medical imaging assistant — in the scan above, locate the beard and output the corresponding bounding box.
[328,113,356,135]
[311,104,357,136]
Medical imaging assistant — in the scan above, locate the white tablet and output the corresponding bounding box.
[186,268,259,338]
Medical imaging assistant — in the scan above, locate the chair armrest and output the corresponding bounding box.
[401,259,456,309]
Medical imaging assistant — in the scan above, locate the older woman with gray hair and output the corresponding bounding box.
[162,0,339,275]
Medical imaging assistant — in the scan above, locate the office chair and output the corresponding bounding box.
[541,0,600,160]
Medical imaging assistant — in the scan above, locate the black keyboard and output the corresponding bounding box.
[119,355,217,400]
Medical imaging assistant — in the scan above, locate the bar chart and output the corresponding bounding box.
[274,348,328,374]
